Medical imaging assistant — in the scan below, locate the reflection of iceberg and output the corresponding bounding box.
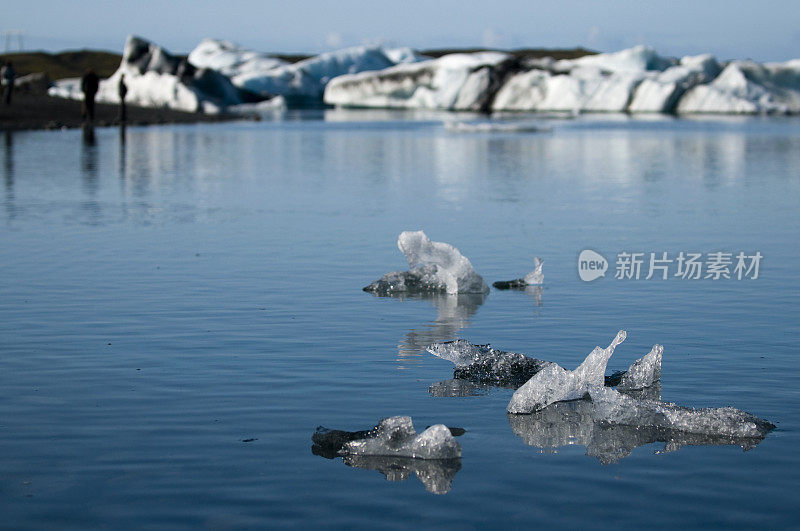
[589,387,775,438]
[312,417,464,494]
[367,291,486,364]
[508,331,627,413]
[493,257,544,289]
[508,392,770,465]
[364,230,489,295]
[340,455,461,495]
[428,378,489,397]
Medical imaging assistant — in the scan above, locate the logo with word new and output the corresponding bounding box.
[578,250,608,282]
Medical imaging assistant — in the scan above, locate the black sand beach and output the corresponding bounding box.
[0,92,247,131]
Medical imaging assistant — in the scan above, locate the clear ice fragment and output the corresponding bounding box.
[507,331,627,413]
[589,387,775,438]
[618,344,663,391]
[341,416,462,459]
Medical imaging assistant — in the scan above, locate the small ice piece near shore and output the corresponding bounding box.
[589,387,775,438]
[340,416,462,459]
[618,344,663,391]
[507,331,627,413]
[427,340,555,388]
[493,257,544,289]
[364,231,489,295]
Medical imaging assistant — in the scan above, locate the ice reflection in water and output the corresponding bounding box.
[340,455,461,495]
[365,292,487,368]
[508,383,770,465]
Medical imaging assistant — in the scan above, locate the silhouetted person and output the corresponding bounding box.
[81,68,100,122]
[118,74,128,123]
[1,61,16,105]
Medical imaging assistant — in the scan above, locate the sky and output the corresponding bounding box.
[3,0,799,61]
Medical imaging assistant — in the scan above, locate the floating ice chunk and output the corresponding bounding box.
[340,416,461,459]
[617,344,662,391]
[340,455,461,494]
[427,340,554,388]
[589,387,775,438]
[444,120,550,133]
[364,231,489,295]
[493,257,544,289]
[509,389,770,464]
[507,331,627,413]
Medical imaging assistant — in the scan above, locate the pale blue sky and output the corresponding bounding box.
[4,0,799,61]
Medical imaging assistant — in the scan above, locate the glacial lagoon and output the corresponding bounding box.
[1,111,799,528]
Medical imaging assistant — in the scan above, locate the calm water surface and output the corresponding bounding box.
[1,111,799,528]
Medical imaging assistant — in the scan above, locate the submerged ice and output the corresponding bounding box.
[364,231,489,295]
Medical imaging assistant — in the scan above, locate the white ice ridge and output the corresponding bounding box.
[188,38,289,78]
[364,230,490,295]
[325,45,800,114]
[618,344,663,391]
[507,331,627,414]
[589,387,775,438]
[342,416,462,459]
[49,35,248,113]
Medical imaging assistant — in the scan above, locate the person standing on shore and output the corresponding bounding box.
[118,74,128,123]
[1,61,16,105]
[80,68,100,122]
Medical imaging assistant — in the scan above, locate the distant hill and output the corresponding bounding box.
[0,46,596,81]
[0,50,122,80]
[420,47,596,61]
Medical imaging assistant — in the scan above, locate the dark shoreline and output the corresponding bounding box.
[0,93,250,132]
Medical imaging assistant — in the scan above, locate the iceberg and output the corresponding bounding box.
[364,231,489,295]
[232,45,399,104]
[628,54,721,113]
[492,257,544,289]
[589,387,775,438]
[507,331,627,413]
[324,52,515,111]
[677,59,800,114]
[187,38,288,78]
[49,35,253,113]
[427,339,555,388]
[336,416,462,459]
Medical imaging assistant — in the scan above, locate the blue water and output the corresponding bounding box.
[1,111,799,529]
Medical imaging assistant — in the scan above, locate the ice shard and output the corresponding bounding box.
[493,257,544,289]
[588,387,775,438]
[507,331,627,413]
[364,231,489,295]
[617,344,663,391]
